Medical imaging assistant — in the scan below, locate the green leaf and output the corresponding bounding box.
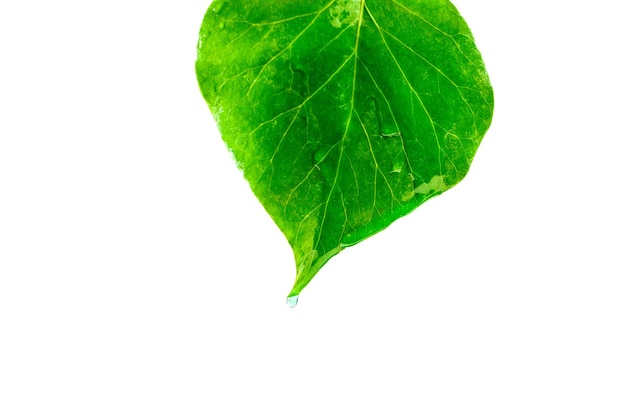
[196,0,493,303]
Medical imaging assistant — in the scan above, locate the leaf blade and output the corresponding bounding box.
[196,0,493,299]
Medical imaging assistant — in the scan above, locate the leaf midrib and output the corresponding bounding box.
[314,0,366,250]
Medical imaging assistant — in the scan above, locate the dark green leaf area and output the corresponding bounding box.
[196,0,493,297]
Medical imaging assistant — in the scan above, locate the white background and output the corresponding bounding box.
[1,1,625,417]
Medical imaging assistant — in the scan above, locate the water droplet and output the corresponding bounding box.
[286,295,299,308]
[391,160,403,173]
[218,22,225,30]
[313,149,325,163]
[212,2,224,13]
[380,131,401,138]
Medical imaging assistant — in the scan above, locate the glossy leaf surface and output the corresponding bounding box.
[196,0,493,300]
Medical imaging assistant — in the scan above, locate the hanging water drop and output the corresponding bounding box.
[286,295,299,308]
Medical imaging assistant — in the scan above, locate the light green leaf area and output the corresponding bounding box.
[196,0,493,301]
